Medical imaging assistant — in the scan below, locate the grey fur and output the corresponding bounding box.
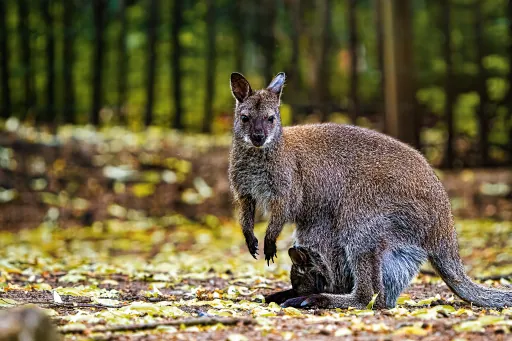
[229,72,512,309]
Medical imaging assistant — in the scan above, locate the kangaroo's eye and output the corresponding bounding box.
[240,115,249,123]
[268,116,275,123]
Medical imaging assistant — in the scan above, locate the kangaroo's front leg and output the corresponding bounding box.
[282,250,383,309]
[238,196,258,258]
[264,199,287,265]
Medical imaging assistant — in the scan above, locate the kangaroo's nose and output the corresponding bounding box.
[251,132,265,147]
[253,133,264,141]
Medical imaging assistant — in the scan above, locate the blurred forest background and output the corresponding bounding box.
[0,0,511,168]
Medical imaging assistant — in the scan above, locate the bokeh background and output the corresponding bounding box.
[0,0,511,166]
[0,0,511,229]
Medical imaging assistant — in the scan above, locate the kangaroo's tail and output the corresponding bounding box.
[429,252,512,308]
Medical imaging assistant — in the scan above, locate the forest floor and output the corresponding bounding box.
[1,218,511,340]
[0,122,511,340]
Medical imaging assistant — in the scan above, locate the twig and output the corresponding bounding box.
[419,269,438,277]
[23,301,126,309]
[477,273,512,281]
[60,316,254,334]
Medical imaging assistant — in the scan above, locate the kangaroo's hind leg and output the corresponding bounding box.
[381,246,427,308]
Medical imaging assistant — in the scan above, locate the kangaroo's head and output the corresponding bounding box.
[289,246,332,296]
[230,72,285,148]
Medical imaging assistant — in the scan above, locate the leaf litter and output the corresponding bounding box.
[0,218,510,340]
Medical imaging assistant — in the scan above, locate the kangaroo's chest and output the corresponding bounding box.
[231,158,277,212]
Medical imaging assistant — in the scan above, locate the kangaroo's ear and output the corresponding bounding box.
[288,247,307,266]
[267,72,286,98]
[230,72,253,103]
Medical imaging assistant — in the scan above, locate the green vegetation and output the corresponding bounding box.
[1,0,511,167]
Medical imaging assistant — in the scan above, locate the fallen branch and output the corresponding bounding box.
[23,301,126,309]
[419,269,438,277]
[60,316,254,334]
[477,273,512,281]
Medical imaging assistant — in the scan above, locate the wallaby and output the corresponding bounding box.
[266,246,423,308]
[264,246,337,306]
[228,72,512,309]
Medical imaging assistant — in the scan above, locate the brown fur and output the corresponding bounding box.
[229,72,512,309]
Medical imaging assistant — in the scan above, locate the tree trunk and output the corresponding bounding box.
[62,0,75,124]
[375,0,385,130]
[317,0,332,122]
[0,0,11,119]
[42,0,55,124]
[17,0,34,119]
[202,0,216,133]
[348,0,359,124]
[117,0,128,124]
[234,0,245,73]
[91,0,105,126]
[286,0,302,123]
[261,0,277,84]
[442,0,455,168]
[381,0,418,148]
[145,0,158,127]
[507,0,512,165]
[475,1,490,166]
[171,0,184,130]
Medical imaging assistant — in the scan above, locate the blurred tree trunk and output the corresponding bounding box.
[42,0,55,124]
[145,0,158,127]
[117,0,128,124]
[317,0,332,122]
[375,0,385,129]
[234,0,245,73]
[261,0,277,84]
[91,0,106,126]
[381,0,419,148]
[442,0,455,168]
[348,0,358,124]
[17,0,35,119]
[203,0,216,133]
[171,0,184,130]
[0,0,10,119]
[286,0,302,123]
[63,0,75,124]
[475,1,490,166]
[507,0,512,165]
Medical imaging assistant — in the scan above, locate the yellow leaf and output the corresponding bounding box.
[132,183,156,197]
[284,307,303,317]
[366,293,379,310]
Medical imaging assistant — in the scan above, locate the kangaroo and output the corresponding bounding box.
[228,72,512,309]
[264,247,335,305]
[265,246,424,308]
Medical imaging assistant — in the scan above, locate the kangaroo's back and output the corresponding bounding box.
[283,124,451,229]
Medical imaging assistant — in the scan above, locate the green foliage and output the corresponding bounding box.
[1,0,511,159]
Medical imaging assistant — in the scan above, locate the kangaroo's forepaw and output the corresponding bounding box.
[245,234,259,259]
[264,240,277,266]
